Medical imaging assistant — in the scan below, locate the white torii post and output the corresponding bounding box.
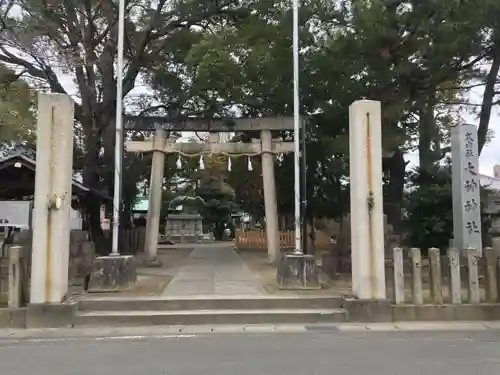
[126,135,293,264]
[349,100,386,300]
[144,128,166,266]
[261,130,280,263]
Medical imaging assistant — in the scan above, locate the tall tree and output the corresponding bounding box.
[0,0,251,251]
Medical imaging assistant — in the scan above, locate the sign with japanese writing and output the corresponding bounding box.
[451,125,482,254]
[0,201,32,228]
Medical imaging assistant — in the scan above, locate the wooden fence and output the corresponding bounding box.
[390,247,500,305]
[234,229,331,251]
[103,227,146,254]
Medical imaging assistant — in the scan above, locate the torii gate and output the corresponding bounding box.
[123,115,294,264]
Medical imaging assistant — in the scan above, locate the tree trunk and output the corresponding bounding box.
[418,90,438,173]
[81,124,110,256]
[383,149,406,234]
[102,118,116,217]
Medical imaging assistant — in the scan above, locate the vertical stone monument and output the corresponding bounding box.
[30,93,74,304]
[27,93,77,328]
[451,124,482,255]
[349,100,386,300]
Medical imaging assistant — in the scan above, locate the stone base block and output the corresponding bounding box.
[26,302,77,328]
[342,298,392,322]
[392,304,500,322]
[277,252,320,290]
[88,255,137,293]
[0,308,26,328]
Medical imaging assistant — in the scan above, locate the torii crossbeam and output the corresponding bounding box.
[123,115,294,132]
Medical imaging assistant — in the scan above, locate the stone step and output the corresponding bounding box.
[74,308,347,327]
[78,296,343,312]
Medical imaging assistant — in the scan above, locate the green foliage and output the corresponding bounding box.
[194,154,238,238]
[0,64,35,148]
[227,154,265,220]
[403,165,491,250]
[403,166,455,250]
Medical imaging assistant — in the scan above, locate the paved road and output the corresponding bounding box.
[1,329,499,375]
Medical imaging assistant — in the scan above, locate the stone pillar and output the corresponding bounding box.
[484,247,498,303]
[466,247,480,304]
[144,128,166,266]
[30,93,74,304]
[261,130,280,263]
[349,100,386,299]
[392,247,405,304]
[428,247,443,304]
[410,248,423,304]
[451,124,482,255]
[8,246,22,308]
[448,248,462,304]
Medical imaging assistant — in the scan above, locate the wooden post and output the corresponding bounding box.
[484,247,498,303]
[393,247,405,304]
[429,247,443,304]
[447,248,462,304]
[410,248,423,304]
[466,247,480,304]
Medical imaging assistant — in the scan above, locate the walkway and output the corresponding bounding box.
[161,243,266,296]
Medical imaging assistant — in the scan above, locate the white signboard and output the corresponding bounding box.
[451,125,482,254]
[0,201,33,228]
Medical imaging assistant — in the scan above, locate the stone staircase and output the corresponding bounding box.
[74,295,347,327]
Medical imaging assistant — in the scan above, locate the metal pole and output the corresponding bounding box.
[292,0,302,253]
[300,121,308,254]
[111,0,126,255]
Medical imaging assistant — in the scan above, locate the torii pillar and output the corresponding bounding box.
[144,128,166,266]
[261,130,280,263]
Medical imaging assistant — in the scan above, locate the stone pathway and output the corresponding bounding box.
[161,244,266,296]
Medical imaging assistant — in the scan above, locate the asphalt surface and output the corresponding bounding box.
[0,329,499,375]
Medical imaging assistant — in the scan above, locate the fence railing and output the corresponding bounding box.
[103,227,146,254]
[391,247,500,305]
[234,229,331,251]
